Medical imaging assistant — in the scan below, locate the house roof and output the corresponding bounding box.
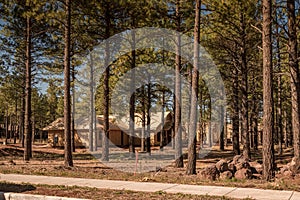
[75,116,124,131]
[115,112,172,131]
[43,112,173,133]
[43,117,64,131]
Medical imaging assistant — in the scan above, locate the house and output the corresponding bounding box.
[43,112,176,148]
[42,117,85,148]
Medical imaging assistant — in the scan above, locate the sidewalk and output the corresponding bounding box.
[0,173,299,200]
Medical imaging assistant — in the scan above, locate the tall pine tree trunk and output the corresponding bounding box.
[146,83,151,154]
[240,4,250,159]
[160,91,165,151]
[252,92,259,151]
[102,3,111,161]
[141,86,146,152]
[277,75,283,155]
[275,10,283,155]
[232,67,240,155]
[64,0,73,167]
[20,89,25,147]
[287,0,300,163]
[129,28,136,158]
[174,0,183,168]
[71,65,75,152]
[262,0,275,181]
[24,14,32,161]
[89,53,94,152]
[186,0,201,175]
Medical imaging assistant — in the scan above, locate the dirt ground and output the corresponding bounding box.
[0,182,246,200]
[0,143,298,199]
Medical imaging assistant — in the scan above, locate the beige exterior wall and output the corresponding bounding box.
[48,130,84,147]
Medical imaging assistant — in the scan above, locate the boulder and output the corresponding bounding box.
[250,162,263,175]
[250,166,258,174]
[228,162,237,174]
[280,166,289,174]
[235,161,250,171]
[220,171,233,180]
[233,155,243,164]
[216,159,228,173]
[234,168,252,180]
[199,165,220,181]
[283,170,294,177]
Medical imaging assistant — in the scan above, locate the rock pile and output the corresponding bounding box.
[199,155,263,181]
[279,157,300,178]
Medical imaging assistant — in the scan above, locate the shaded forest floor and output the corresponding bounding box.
[0,143,298,194]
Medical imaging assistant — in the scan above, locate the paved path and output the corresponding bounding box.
[0,174,299,200]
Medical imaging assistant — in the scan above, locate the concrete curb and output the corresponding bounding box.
[0,192,89,200]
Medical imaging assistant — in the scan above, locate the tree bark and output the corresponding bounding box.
[284,110,288,148]
[160,90,165,151]
[21,90,25,147]
[146,83,151,154]
[252,94,258,151]
[71,65,75,152]
[240,4,250,159]
[186,0,201,175]
[219,107,225,151]
[129,29,136,158]
[287,0,300,163]
[24,14,32,161]
[174,0,183,168]
[101,3,111,161]
[5,111,8,145]
[277,75,283,155]
[89,53,94,152]
[141,86,146,152]
[262,0,275,181]
[232,67,240,155]
[64,0,73,167]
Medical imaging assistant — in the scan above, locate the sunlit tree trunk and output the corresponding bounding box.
[186,0,201,175]
[174,0,183,168]
[262,0,275,181]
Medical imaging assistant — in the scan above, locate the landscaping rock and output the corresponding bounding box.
[233,155,243,164]
[283,170,294,177]
[234,168,252,180]
[235,161,250,171]
[216,159,228,173]
[220,171,233,180]
[228,162,237,174]
[249,166,258,174]
[199,164,220,181]
[252,173,262,179]
[250,162,263,174]
[280,166,289,174]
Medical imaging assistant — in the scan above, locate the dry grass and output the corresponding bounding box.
[0,144,298,194]
[0,181,249,200]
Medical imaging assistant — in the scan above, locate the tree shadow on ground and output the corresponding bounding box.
[0,182,36,193]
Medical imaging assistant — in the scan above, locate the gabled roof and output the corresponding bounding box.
[43,112,173,133]
[43,117,64,131]
[116,112,172,131]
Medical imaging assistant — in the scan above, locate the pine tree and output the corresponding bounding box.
[287,0,300,166]
[262,0,275,181]
[186,0,201,175]
[64,0,73,167]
